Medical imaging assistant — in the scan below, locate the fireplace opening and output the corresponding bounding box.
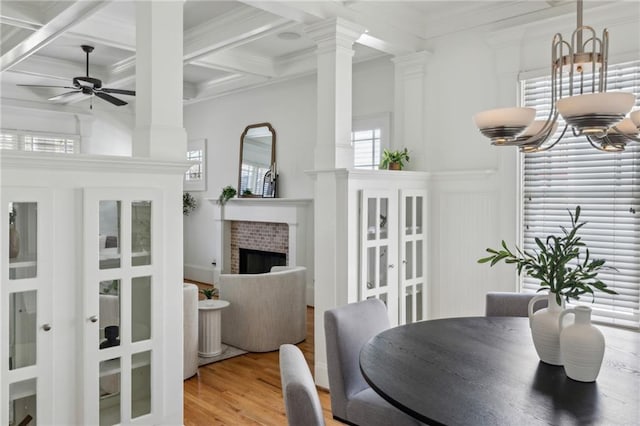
[239,248,286,274]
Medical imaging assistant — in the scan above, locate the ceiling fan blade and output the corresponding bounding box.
[17,84,77,89]
[100,88,135,96]
[95,91,127,106]
[48,90,82,101]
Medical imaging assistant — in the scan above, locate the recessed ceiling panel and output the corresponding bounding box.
[235,24,315,59]
[183,64,233,85]
[184,0,243,31]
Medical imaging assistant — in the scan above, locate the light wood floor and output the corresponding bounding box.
[184,282,341,425]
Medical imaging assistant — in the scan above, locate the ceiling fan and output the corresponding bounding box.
[17,45,135,107]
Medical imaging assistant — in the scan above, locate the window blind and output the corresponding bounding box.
[353,129,381,170]
[521,60,640,328]
[0,129,79,153]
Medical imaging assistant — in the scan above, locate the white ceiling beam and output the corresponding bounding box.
[1,1,110,72]
[192,51,275,78]
[184,7,291,64]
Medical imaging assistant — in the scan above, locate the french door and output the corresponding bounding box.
[82,188,162,425]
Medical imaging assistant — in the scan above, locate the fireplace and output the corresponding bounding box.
[239,248,287,274]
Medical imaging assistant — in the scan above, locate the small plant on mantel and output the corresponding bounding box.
[380,148,410,170]
[200,286,218,299]
[217,186,237,206]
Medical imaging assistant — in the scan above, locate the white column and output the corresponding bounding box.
[133,1,187,160]
[306,18,365,170]
[392,51,431,171]
[305,18,363,387]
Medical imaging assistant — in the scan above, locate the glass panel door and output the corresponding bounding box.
[360,190,398,325]
[399,190,428,324]
[83,189,161,425]
[2,189,53,425]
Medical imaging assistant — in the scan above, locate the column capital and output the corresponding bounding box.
[305,17,365,50]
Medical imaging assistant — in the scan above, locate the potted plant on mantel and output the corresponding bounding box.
[379,148,410,170]
[218,185,237,205]
[478,206,617,377]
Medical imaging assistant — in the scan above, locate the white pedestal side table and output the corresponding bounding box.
[198,299,230,357]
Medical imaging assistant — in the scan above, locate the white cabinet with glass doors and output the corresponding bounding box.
[359,189,427,326]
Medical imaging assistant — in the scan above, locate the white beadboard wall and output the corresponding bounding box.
[429,170,518,319]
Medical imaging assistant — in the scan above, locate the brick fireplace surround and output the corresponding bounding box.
[230,221,288,273]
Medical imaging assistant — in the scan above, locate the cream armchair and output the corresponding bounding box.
[219,266,307,352]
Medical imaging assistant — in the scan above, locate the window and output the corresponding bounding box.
[0,129,79,153]
[352,113,390,170]
[184,139,207,191]
[521,60,640,328]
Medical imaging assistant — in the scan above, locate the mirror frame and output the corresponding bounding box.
[238,122,276,198]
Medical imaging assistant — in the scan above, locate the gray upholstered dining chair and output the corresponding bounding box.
[279,344,325,426]
[324,299,423,426]
[485,291,548,317]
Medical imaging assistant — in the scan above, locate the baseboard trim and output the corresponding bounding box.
[315,362,329,388]
[183,264,213,284]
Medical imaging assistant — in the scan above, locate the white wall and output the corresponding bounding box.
[182,57,396,285]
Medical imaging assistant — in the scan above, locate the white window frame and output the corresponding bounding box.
[184,139,207,191]
[519,59,640,329]
[0,129,80,153]
[352,113,391,170]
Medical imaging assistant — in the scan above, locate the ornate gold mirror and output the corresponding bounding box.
[238,123,276,198]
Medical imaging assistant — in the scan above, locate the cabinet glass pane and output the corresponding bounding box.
[99,201,121,270]
[99,280,120,350]
[132,201,151,267]
[367,247,376,289]
[131,351,151,419]
[416,241,423,279]
[405,197,413,235]
[9,378,37,426]
[9,202,37,280]
[416,197,423,234]
[417,284,424,321]
[379,246,388,288]
[99,358,121,426]
[379,293,388,306]
[405,287,413,324]
[405,241,413,280]
[9,291,37,370]
[379,198,388,240]
[367,198,376,241]
[132,276,151,343]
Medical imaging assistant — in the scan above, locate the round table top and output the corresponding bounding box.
[360,316,640,426]
[198,299,230,310]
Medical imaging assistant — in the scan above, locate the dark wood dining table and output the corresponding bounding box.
[359,316,640,426]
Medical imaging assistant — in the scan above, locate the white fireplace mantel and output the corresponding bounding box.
[208,198,314,304]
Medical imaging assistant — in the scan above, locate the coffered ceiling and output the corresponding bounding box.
[0,0,631,109]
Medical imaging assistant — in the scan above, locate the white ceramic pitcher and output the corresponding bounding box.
[528,292,565,365]
[559,305,605,382]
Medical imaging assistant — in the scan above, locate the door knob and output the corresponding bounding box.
[89,315,98,323]
[42,324,52,331]
[388,264,395,269]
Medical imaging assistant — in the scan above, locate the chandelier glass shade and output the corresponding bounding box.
[474,0,639,153]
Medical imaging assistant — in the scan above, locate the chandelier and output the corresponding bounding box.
[473,0,640,153]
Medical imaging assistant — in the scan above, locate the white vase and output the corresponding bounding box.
[559,306,605,382]
[528,292,565,365]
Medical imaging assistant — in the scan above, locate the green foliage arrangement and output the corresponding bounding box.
[183,192,197,215]
[243,188,253,196]
[218,186,237,205]
[478,206,617,305]
[380,148,410,170]
[200,287,218,299]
